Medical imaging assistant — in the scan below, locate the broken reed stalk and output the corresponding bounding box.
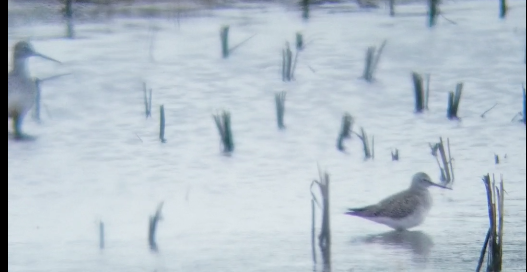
[275,91,287,129]
[310,167,331,269]
[159,105,166,143]
[446,138,454,182]
[311,199,317,265]
[412,72,425,112]
[432,137,454,186]
[481,103,498,118]
[363,40,387,82]
[499,0,507,19]
[301,0,309,20]
[391,149,399,161]
[33,78,42,121]
[522,85,526,125]
[213,110,234,153]
[63,0,75,38]
[336,113,353,152]
[428,0,439,27]
[282,43,295,81]
[355,127,373,160]
[425,74,431,110]
[219,25,256,59]
[99,221,105,249]
[476,174,504,272]
[371,136,375,159]
[143,83,152,118]
[389,0,395,16]
[229,33,257,55]
[447,82,463,120]
[296,32,304,51]
[438,137,451,183]
[148,201,164,252]
[220,25,229,58]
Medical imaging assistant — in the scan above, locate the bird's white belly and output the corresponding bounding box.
[372,205,431,230]
[8,79,36,116]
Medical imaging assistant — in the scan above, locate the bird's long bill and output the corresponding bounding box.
[429,181,452,190]
[33,52,61,64]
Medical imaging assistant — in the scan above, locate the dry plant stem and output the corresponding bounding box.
[447,138,454,182]
[438,137,451,183]
[311,199,317,265]
[476,227,491,272]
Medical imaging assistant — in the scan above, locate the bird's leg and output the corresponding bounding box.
[12,112,32,140]
[12,112,23,139]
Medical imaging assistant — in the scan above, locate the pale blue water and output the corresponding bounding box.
[8,1,526,271]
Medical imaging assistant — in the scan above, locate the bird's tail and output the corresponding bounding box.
[345,207,368,216]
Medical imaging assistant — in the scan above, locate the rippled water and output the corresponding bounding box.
[8,1,526,271]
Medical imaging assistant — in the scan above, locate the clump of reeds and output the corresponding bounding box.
[99,221,105,249]
[148,201,164,252]
[447,82,463,120]
[355,127,374,160]
[159,105,166,143]
[391,149,399,161]
[310,166,331,270]
[499,0,507,19]
[144,83,152,118]
[213,110,234,153]
[476,174,504,272]
[412,72,430,113]
[282,42,298,82]
[430,137,454,187]
[362,40,387,83]
[428,0,439,27]
[275,91,287,130]
[336,113,353,152]
[296,32,304,51]
[219,25,257,59]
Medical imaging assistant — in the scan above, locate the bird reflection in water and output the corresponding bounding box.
[361,230,434,263]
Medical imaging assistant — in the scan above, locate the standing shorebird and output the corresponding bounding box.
[8,41,60,139]
[345,172,451,231]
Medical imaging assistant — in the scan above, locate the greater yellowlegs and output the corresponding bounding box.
[345,172,451,231]
[8,41,60,139]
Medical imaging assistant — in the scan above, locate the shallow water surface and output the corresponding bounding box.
[8,1,526,271]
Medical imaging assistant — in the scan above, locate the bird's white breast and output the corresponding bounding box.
[8,74,37,116]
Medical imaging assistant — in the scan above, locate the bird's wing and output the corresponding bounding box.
[347,190,420,219]
[374,190,421,219]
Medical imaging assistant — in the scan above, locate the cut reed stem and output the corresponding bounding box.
[310,166,331,269]
[213,110,234,153]
[159,105,166,143]
[99,221,105,249]
[447,82,463,120]
[148,201,164,252]
[336,113,353,152]
[220,25,229,58]
[275,91,287,130]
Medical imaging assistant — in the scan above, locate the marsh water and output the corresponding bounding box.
[8,1,526,271]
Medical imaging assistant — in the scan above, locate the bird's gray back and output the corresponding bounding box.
[362,189,430,219]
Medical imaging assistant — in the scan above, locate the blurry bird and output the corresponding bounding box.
[345,172,451,231]
[8,41,60,139]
